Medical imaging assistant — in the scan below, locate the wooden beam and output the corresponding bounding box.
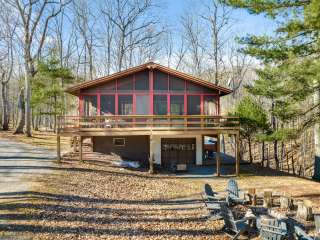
[236,133,240,176]
[79,136,83,162]
[216,134,221,176]
[57,135,61,162]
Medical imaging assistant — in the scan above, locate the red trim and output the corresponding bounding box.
[149,69,154,114]
[167,93,170,114]
[133,94,136,114]
[97,92,101,115]
[200,95,204,115]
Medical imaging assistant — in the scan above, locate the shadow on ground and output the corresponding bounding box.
[0,191,224,238]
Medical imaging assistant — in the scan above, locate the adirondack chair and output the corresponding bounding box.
[226,179,249,206]
[259,218,288,240]
[220,202,250,239]
[202,183,223,220]
[294,226,314,240]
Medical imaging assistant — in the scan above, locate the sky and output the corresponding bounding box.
[162,0,277,37]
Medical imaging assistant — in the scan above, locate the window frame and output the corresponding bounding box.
[113,138,125,147]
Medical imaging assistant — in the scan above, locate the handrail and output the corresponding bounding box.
[57,115,239,132]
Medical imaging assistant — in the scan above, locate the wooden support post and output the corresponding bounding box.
[79,136,83,162]
[216,133,221,176]
[236,133,240,176]
[149,135,154,174]
[57,135,61,162]
[73,136,78,152]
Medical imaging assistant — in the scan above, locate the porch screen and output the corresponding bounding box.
[187,95,201,115]
[83,95,97,116]
[153,95,167,115]
[154,70,168,91]
[136,95,150,115]
[170,95,184,115]
[204,95,217,115]
[101,95,115,115]
[118,95,133,115]
[117,76,133,91]
[135,70,149,91]
[169,76,185,92]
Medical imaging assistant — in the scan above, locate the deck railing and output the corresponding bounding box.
[57,115,239,132]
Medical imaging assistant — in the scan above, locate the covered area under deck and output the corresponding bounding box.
[56,115,240,176]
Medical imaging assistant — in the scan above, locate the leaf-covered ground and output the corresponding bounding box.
[0,142,319,239]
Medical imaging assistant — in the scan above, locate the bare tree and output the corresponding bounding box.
[102,0,163,71]
[73,0,97,80]
[201,0,233,85]
[0,3,17,130]
[9,0,70,136]
[181,13,205,76]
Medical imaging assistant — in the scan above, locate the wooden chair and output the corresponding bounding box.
[294,226,314,240]
[202,183,223,220]
[220,202,250,239]
[259,218,288,240]
[226,179,249,206]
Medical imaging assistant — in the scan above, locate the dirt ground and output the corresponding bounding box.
[0,131,319,239]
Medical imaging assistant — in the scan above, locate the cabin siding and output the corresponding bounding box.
[92,136,150,165]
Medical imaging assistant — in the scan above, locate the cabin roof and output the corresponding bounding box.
[65,62,233,96]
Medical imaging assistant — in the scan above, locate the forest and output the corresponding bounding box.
[0,0,319,178]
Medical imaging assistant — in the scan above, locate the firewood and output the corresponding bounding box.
[296,200,313,221]
[280,196,294,210]
[263,191,273,208]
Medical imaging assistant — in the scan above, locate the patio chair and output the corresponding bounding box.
[259,218,288,240]
[202,183,223,220]
[294,226,314,240]
[226,179,249,206]
[220,202,250,240]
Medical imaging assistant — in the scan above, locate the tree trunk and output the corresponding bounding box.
[1,82,9,130]
[261,141,265,167]
[313,88,320,179]
[248,138,253,164]
[271,101,279,170]
[24,64,32,137]
[14,88,25,134]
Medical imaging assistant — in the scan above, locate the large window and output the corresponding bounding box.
[135,71,149,91]
[154,70,168,91]
[136,95,150,115]
[100,95,115,115]
[154,95,167,115]
[170,76,185,92]
[83,95,97,116]
[117,76,133,91]
[204,95,217,115]
[170,95,184,115]
[118,95,133,115]
[187,95,201,115]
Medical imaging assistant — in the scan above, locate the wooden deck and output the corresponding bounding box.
[56,115,240,176]
[57,115,240,136]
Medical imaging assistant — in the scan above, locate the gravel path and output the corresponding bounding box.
[0,137,56,196]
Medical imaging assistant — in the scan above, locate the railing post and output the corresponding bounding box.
[216,133,221,176]
[79,136,83,162]
[149,135,154,174]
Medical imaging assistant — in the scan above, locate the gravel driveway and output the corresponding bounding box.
[0,137,56,195]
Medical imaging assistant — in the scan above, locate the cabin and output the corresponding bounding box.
[57,62,240,175]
